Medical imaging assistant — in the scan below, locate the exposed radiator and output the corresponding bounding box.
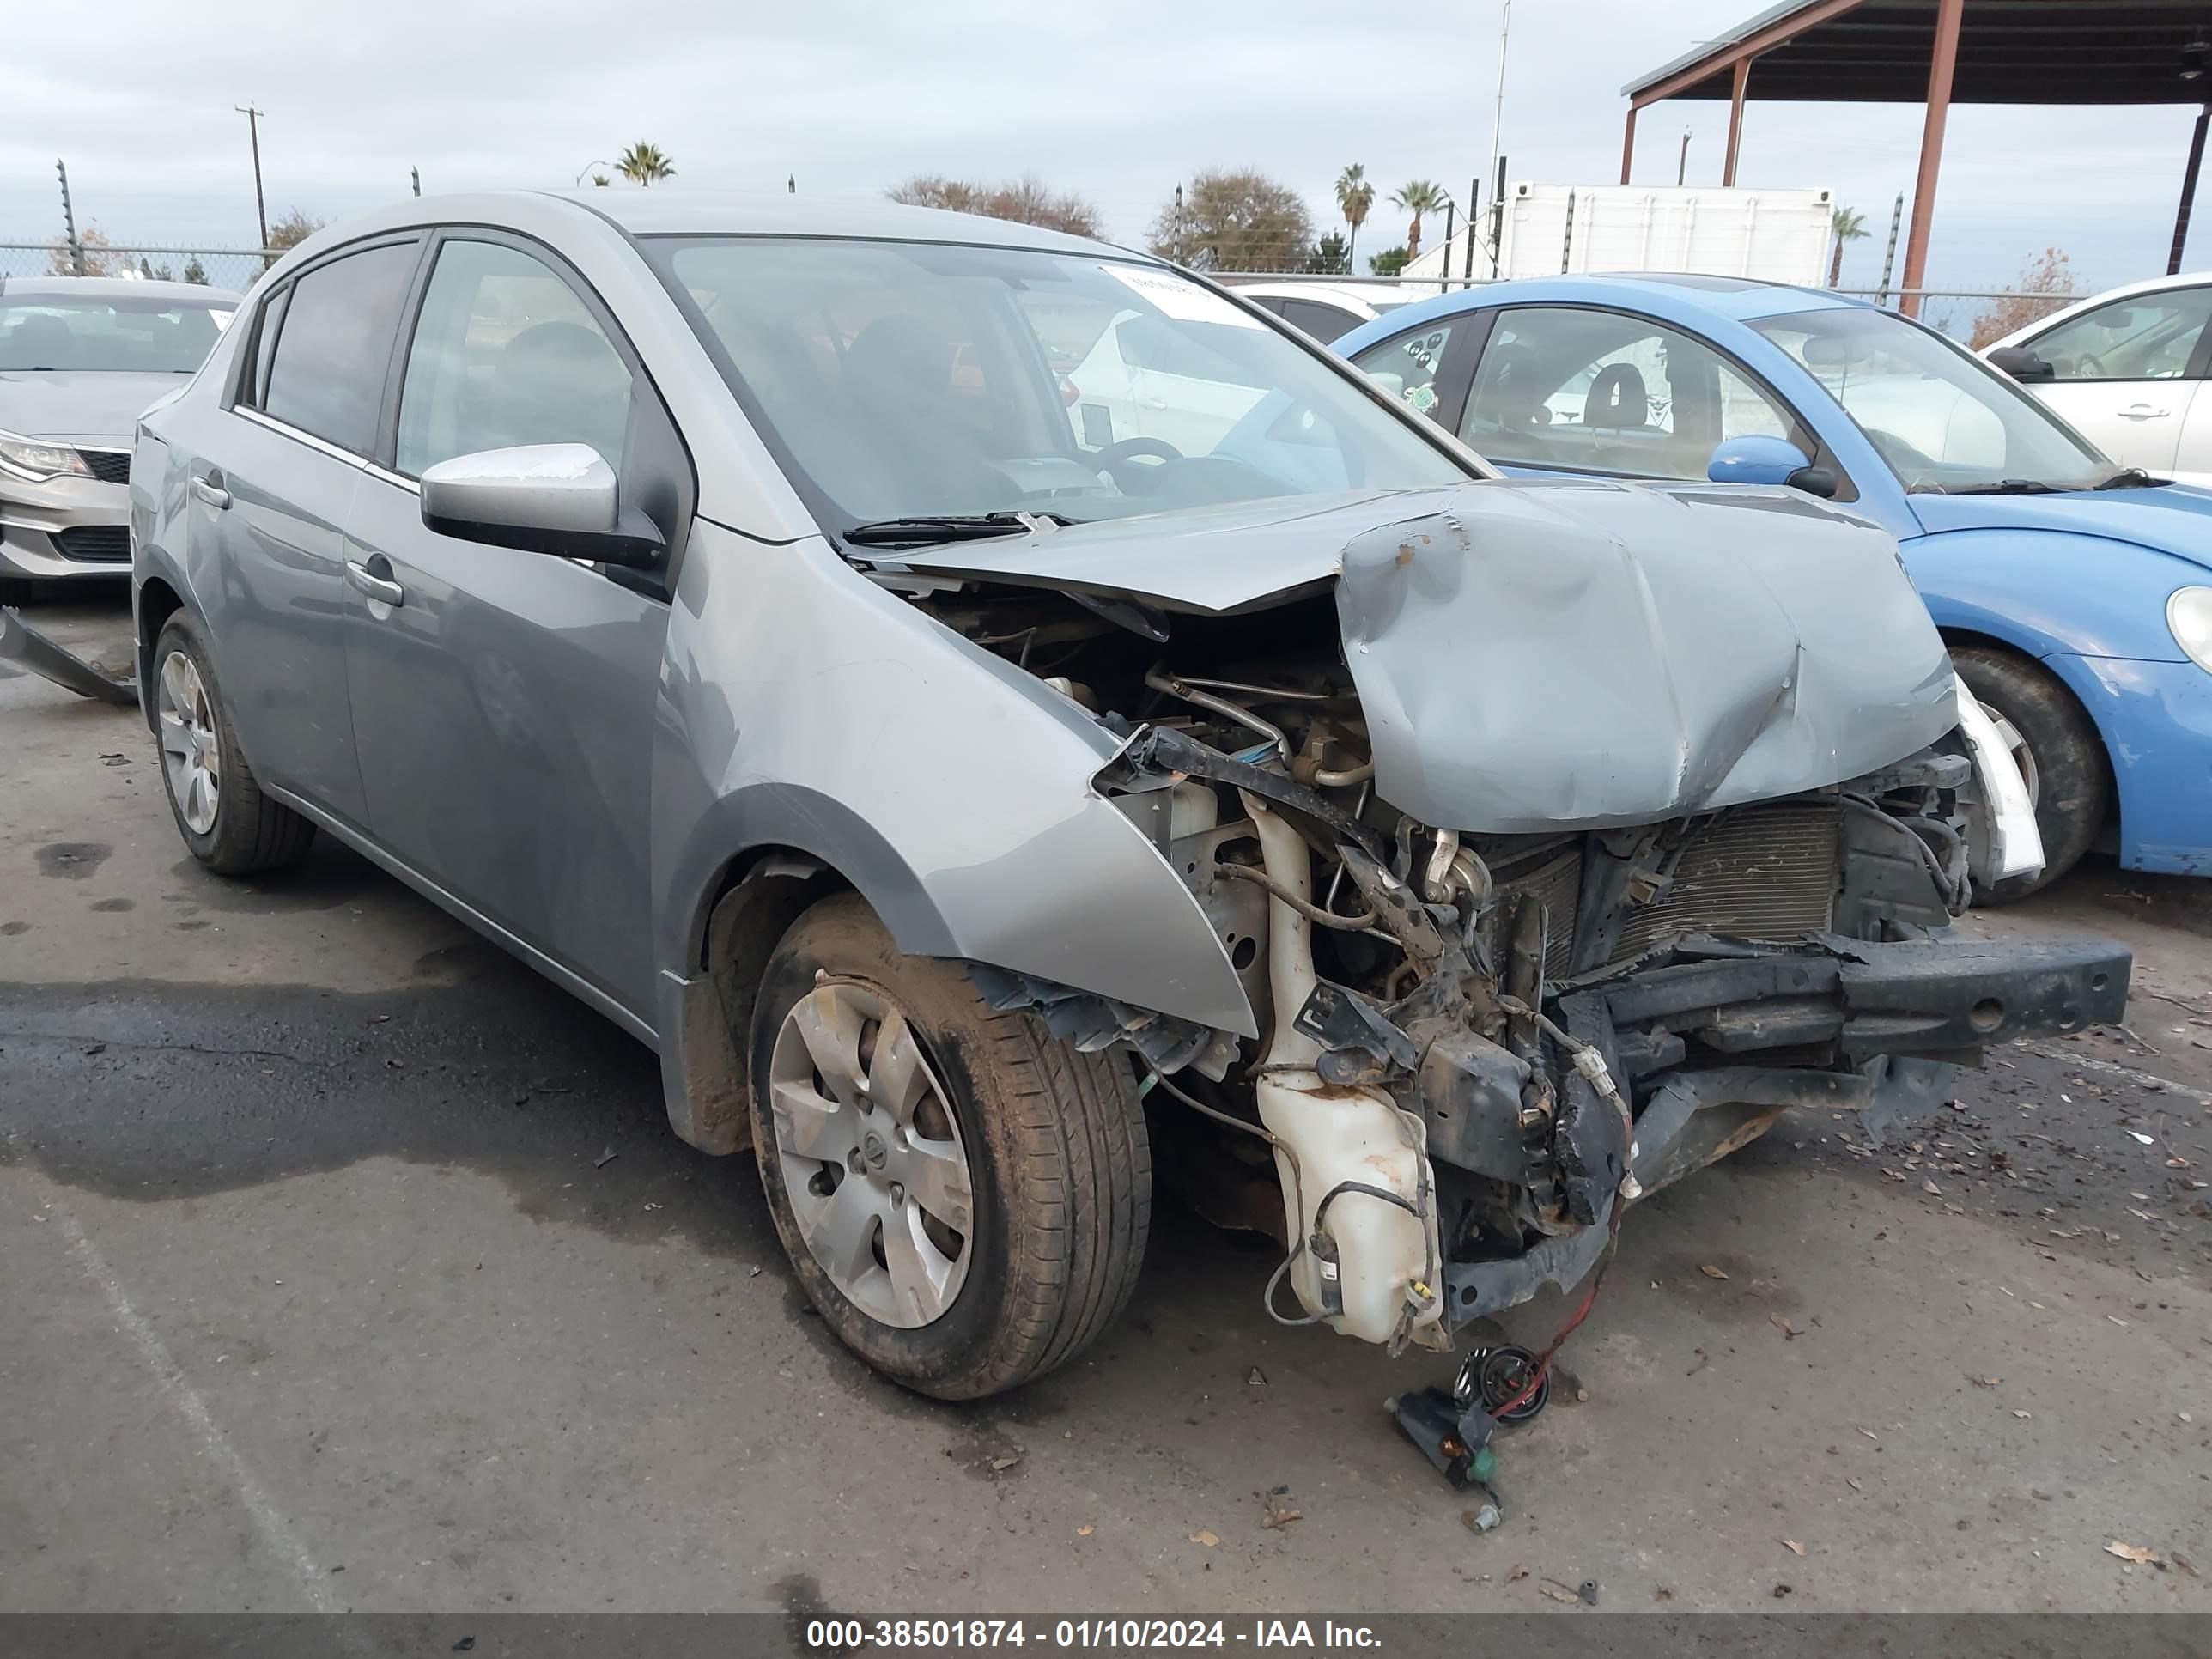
[1613,798,1842,960]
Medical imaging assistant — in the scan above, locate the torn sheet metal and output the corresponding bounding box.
[0,606,137,705]
[1334,480,1960,832]
[894,477,1960,834]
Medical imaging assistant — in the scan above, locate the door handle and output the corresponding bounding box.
[2119,404,2170,420]
[191,474,231,509]
[345,559,404,608]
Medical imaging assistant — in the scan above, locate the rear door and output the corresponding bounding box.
[204,235,424,825]
[2016,285,2212,477]
[338,231,688,1018]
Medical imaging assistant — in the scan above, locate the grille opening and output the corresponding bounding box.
[75,449,131,485]
[53,524,131,563]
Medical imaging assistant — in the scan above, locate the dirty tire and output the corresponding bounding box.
[153,611,316,876]
[1953,644,2107,902]
[748,893,1151,1400]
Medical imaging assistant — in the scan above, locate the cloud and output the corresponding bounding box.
[3,0,2201,294]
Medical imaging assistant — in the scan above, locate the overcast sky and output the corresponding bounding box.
[5,0,2204,304]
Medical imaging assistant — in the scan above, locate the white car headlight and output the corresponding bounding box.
[0,428,92,482]
[2168,585,2212,672]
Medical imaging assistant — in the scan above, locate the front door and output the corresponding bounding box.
[2018,284,2212,477]
[201,236,424,825]
[341,233,685,1019]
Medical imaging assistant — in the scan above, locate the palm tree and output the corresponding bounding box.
[615,143,677,187]
[1335,164,1375,275]
[1828,205,1869,288]
[1392,180,1449,262]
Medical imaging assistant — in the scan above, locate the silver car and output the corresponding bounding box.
[1,276,241,599]
[131,191,2124,1402]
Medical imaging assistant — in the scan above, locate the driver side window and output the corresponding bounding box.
[1460,307,1792,479]
[2029,288,2212,381]
[396,239,636,479]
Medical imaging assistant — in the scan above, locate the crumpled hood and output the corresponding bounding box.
[1910,482,2212,571]
[0,369,183,444]
[897,477,1960,832]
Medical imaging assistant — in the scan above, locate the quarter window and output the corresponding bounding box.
[1350,323,1455,420]
[1461,307,1794,478]
[2028,288,2212,381]
[259,240,420,455]
[396,240,636,477]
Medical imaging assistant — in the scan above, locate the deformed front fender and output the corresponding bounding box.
[652,524,1258,1040]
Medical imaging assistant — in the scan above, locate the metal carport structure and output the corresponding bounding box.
[1620,0,2212,314]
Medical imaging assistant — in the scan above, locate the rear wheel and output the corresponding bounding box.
[747,893,1151,1399]
[153,612,316,875]
[1953,644,2107,902]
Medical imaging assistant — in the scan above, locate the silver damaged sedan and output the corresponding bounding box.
[2,276,241,599]
[131,192,2127,1400]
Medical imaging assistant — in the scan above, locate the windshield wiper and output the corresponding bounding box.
[1941,478,2061,495]
[842,511,1074,548]
[2094,466,2164,490]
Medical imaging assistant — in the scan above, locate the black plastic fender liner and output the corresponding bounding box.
[0,606,137,705]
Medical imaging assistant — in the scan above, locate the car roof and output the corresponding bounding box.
[553,189,1139,258]
[0,275,245,304]
[1355,271,1876,339]
[1984,268,2212,351]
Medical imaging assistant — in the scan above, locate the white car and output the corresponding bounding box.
[1984,270,2212,486]
[1228,281,1417,343]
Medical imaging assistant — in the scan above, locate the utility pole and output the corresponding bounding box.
[411,166,421,198]
[1677,129,1692,185]
[1174,183,1186,265]
[56,159,84,276]
[236,106,269,255]
[1486,1,1511,222]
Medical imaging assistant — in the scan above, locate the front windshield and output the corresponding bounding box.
[1751,306,2111,492]
[647,237,1468,531]
[0,293,235,374]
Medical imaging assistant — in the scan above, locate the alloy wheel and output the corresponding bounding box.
[767,980,976,1328]
[157,649,222,836]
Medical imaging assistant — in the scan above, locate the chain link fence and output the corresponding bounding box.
[1,243,274,294]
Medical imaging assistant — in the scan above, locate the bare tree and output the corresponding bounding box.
[888,174,1102,238]
[1146,169,1315,272]
[1969,247,2075,349]
[266,209,325,252]
[47,226,118,276]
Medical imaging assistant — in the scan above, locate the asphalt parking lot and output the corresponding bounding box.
[3,595,2209,1615]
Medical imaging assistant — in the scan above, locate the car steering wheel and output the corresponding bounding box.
[1096,436,1183,490]
[2075,352,2106,378]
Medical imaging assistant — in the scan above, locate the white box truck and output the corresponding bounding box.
[1403,184,1835,287]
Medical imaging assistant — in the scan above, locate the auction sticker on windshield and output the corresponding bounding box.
[1103,264,1262,328]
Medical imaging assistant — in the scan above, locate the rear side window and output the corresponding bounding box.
[261,240,420,455]
[1279,299,1362,343]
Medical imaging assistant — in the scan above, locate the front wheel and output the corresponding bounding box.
[1953,644,2108,903]
[153,612,316,875]
[747,894,1152,1399]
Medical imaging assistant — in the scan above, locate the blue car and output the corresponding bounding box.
[1322,275,2212,897]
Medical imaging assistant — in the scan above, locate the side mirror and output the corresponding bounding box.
[1986,346,2054,384]
[420,443,664,568]
[1784,464,1840,499]
[1707,434,1814,488]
